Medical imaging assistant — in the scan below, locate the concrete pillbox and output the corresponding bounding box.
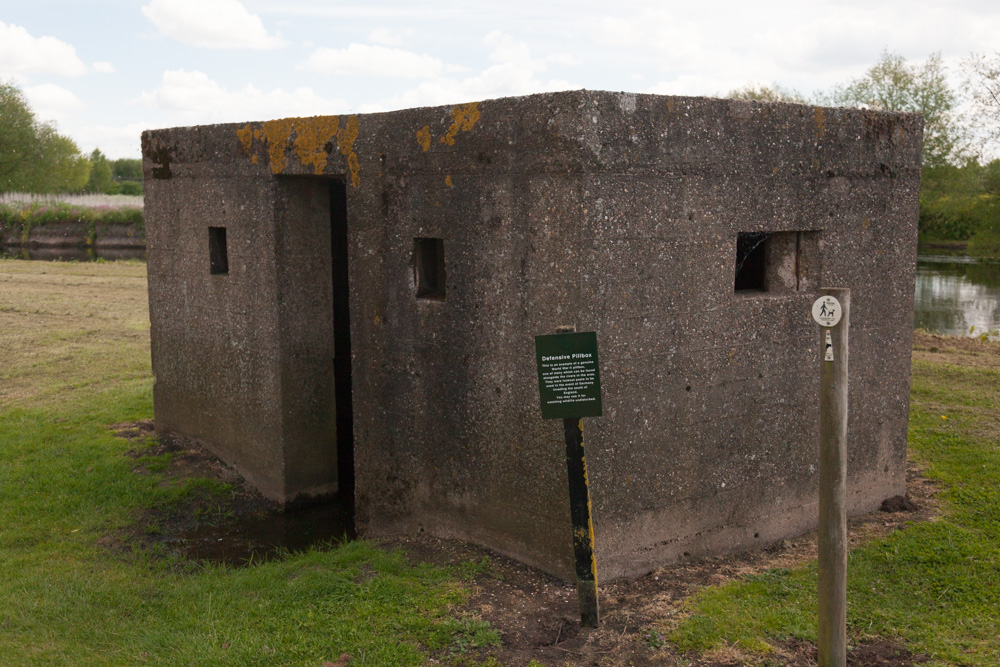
[142,90,922,580]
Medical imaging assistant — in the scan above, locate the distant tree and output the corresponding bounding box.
[725,83,807,104]
[983,158,1000,196]
[30,127,91,193]
[87,149,113,193]
[963,51,1000,151]
[825,51,961,167]
[0,80,91,193]
[0,81,40,191]
[112,158,142,182]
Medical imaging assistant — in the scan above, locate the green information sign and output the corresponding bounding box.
[534,331,602,420]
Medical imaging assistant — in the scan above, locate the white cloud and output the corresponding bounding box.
[368,27,407,47]
[546,53,581,67]
[92,61,116,74]
[587,2,1000,98]
[360,31,576,112]
[0,22,88,77]
[77,121,151,158]
[137,69,347,124]
[299,43,447,79]
[142,0,286,50]
[24,83,83,126]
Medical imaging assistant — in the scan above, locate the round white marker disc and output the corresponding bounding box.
[812,295,842,327]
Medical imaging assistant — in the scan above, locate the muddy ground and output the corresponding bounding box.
[112,418,939,666]
[398,462,935,667]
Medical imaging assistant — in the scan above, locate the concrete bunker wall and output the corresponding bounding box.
[142,91,922,581]
[144,167,340,500]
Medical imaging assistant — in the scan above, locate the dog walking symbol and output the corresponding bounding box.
[812,296,843,328]
[812,295,843,362]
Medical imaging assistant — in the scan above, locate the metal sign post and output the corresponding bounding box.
[534,326,602,628]
[813,288,850,667]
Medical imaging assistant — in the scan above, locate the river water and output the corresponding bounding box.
[915,255,1000,338]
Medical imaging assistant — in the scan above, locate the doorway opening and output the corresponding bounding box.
[330,180,355,524]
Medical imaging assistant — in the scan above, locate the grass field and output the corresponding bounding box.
[665,333,1000,666]
[2,258,999,666]
[0,260,495,666]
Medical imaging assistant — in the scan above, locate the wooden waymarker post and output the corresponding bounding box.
[534,325,602,628]
[813,288,850,667]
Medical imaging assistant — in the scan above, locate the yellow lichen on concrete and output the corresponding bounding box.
[235,115,361,184]
[814,108,827,138]
[261,118,297,174]
[440,102,481,146]
[347,152,360,188]
[416,125,432,151]
[445,175,453,187]
[293,116,340,175]
[236,124,255,155]
[337,116,362,187]
[337,116,359,156]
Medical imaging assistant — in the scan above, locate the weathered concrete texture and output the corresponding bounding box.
[143,91,922,581]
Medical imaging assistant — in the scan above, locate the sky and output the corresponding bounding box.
[2,0,999,160]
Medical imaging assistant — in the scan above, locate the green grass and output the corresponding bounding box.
[669,347,1000,665]
[6,258,1000,665]
[0,259,492,666]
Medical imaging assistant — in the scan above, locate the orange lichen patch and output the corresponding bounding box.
[235,116,361,182]
[445,175,453,187]
[416,125,432,151]
[440,102,481,146]
[293,115,340,175]
[236,124,255,155]
[337,115,359,156]
[260,118,297,174]
[347,152,360,188]
[814,108,827,138]
[336,116,362,187]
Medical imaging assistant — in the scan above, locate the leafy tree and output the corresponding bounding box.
[0,81,40,191]
[0,80,91,193]
[983,158,1000,196]
[112,158,142,182]
[28,126,91,192]
[87,149,113,193]
[825,51,961,167]
[725,83,807,104]
[963,52,1000,150]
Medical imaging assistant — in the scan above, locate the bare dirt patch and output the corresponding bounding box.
[112,421,937,665]
[112,422,354,567]
[390,465,936,666]
[912,330,1000,370]
[118,420,248,488]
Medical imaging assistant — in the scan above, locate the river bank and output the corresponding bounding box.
[0,201,145,255]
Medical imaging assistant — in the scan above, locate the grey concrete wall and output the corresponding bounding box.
[143,130,288,499]
[142,91,921,581]
[569,95,920,578]
[273,179,337,498]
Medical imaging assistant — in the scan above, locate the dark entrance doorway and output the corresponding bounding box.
[330,180,355,524]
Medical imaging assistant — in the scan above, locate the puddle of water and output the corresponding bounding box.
[177,497,355,566]
[0,246,146,261]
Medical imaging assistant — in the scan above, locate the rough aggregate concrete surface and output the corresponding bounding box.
[142,90,923,580]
